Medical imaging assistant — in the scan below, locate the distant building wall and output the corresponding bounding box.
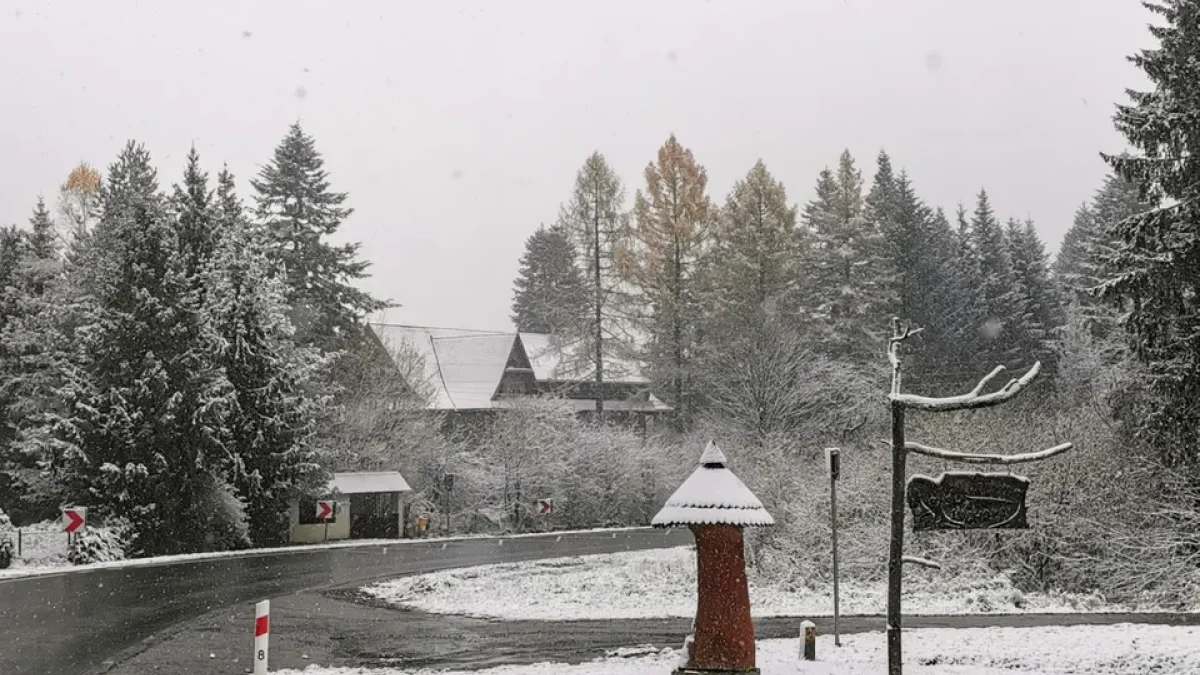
[288,499,350,544]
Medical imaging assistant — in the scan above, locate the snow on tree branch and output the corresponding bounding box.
[889,361,1042,411]
[904,441,1074,464]
[901,556,941,570]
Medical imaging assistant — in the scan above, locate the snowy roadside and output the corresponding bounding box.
[274,624,1200,675]
[0,526,648,580]
[362,546,1191,620]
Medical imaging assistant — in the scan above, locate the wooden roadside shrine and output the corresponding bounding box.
[886,318,1074,675]
[652,441,774,675]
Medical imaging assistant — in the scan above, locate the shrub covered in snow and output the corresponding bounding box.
[67,523,128,565]
[0,509,13,569]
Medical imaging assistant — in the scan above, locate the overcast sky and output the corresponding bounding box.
[0,1,1155,331]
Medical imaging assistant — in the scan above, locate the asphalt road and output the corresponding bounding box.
[103,585,1200,675]
[0,527,692,675]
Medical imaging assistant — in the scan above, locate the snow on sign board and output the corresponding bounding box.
[315,500,335,521]
[62,507,87,533]
[825,447,840,480]
[907,472,1029,531]
[536,499,553,515]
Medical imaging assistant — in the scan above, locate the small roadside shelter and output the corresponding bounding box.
[288,471,413,544]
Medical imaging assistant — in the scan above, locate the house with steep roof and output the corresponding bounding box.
[366,323,671,420]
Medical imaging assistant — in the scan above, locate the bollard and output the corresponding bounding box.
[801,620,817,661]
[254,600,270,674]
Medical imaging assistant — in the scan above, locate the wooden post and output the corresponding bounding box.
[887,319,907,675]
[830,460,841,647]
[887,400,906,675]
[825,449,844,643]
[882,316,1069,675]
[801,620,817,661]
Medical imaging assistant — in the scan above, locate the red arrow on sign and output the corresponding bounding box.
[316,501,334,520]
[63,509,86,534]
[537,499,552,514]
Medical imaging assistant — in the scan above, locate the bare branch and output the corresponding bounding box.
[904,441,1074,465]
[969,365,1007,397]
[889,361,1042,412]
[890,326,924,344]
[902,556,942,570]
[888,318,922,395]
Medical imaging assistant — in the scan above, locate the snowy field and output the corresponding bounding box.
[275,624,1200,675]
[362,545,1151,620]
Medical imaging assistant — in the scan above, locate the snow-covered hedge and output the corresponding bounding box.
[67,523,128,565]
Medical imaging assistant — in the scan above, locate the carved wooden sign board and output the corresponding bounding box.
[907,472,1030,531]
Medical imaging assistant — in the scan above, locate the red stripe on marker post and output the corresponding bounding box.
[254,600,270,675]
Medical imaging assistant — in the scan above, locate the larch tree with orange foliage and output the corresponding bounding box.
[57,162,101,239]
[621,135,714,429]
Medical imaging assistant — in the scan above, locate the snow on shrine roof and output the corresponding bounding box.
[330,471,412,495]
[651,442,774,528]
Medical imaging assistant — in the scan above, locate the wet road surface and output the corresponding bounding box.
[105,586,1200,675]
[0,527,691,675]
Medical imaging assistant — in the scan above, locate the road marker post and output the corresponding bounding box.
[316,500,334,543]
[254,599,270,674]
[62,507,87,553]
[801,620,817,661]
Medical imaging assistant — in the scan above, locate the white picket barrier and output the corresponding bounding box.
[254,599,270,674]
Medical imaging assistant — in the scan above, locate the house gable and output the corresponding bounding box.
[496,334,538,397]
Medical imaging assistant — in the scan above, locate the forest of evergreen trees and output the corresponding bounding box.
[0,125,387,555]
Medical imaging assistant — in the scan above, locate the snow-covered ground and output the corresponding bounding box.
[362,545,1152,620]
[275,624,1200,675]
[0,526,647,579]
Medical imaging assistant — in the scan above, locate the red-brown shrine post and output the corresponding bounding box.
[653,441,774,675]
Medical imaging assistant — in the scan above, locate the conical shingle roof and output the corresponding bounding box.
[651,441,775,528]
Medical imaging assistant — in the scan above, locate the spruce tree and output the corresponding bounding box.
[511,224,588,334]
[1056,174,1152,332]
[0,201,63,521]
[252,123,388,351]
[172,147,218,284]
[1054,204,1099,294]
[40,142,235,556]
[1006,217,1060,368]
[867,155,961,390]
[622,135,714,427]
[939,204,986,386]
[705,160,800,332]
[1100,0,1200,467]
[970,189,1024,368]
[801,150,895,364]
[555,152,629,415]
[0,226,26,515]
[207,167,328,546]
[0,227,24,325]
